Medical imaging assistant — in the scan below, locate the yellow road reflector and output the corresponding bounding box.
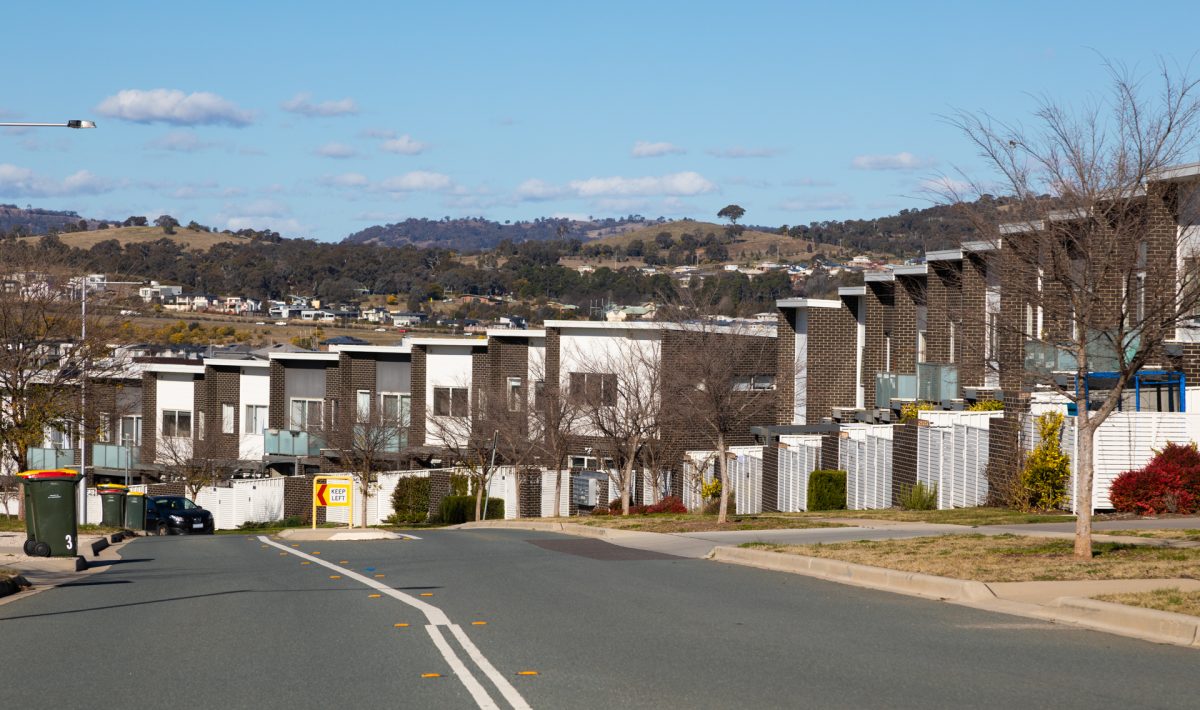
[471,621,487,625]
[517,671,539,676]
[329,575,341,580]
[312,551,321,555]
[394,623,409,628]
[301,561,311,565]
[368,594,381,598]
[291,544,299,547]
[419,592,434,597]
[421,673,441,679]
[260,545,267,548]
[339,560,348,564]
[374,574,385,578]
[278,552,288,556]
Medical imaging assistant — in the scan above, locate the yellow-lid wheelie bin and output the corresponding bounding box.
[124,491,148,531]
[96,483,129,528]
[17,470,82,557]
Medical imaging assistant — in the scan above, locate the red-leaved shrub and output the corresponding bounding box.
[645,496,687,514]
[1110,442,1200,515]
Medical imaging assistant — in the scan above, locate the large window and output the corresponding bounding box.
[507,377,523,412]
[569,372,617,406]
[289,398,323,430]
[244,405,267,435]
[162,410,191,438]
[433,387,468,417]
[356,390,371,423]
[119,415,142,447]
[379,392,411,425]
[734,374,776,391]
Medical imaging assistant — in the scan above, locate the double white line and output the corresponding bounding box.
[259,536,531,709]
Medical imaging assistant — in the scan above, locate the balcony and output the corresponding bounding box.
[353,424,408,453]
[1024,332,1138,375]
[875,364,958,409]
[92,443,139,469]
[27,447,75,469]
[264,429,323,457]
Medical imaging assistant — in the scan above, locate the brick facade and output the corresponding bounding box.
[203,365,241,460]
[775,310,796,425]
[806,304,859,421]
[863,281,894,408]
[410,345,427,447]
[893,275,923,374]
[891,421,919,506]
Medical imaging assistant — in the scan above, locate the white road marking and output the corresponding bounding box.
[259,535,531,710]
[427,624,501,709]
[399,533,423,540]
[450,623,533,710]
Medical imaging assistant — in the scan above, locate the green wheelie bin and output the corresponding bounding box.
[17,470,83,557]
[96,484,129,528]
[124,491,148,531]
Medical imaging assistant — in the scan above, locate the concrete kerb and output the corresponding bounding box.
[1049,597,1200,647]
[0,536,134,608]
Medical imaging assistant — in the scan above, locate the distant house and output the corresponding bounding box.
[268,304,303,320]
[164,293,217,312]
[605,302,657,321]
[576,264,596,274]
[320,335,371,347]
[138,281,183,303]
[390,311,428,327]
[497,315,528,330]
[361,307,391,324]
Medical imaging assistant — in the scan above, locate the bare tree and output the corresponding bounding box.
[565,334,662,515]
[319,395,408,527]
[660,316,776,523]
[945,61,1200,558]
[426,378,501,521]
[157,432,233,499]
[527,358,583,517]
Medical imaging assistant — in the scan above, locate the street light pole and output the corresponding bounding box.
[0,120,96,129]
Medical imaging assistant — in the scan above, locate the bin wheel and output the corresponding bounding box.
[31,541,51,557]
[157,522,169,537]
[23,539,35,556]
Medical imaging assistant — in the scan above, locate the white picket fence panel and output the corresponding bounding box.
[540,470,571,517]
[777,437,821,511]
[682,447,763,513]
[841,426,893,510]
[917,425,953,509]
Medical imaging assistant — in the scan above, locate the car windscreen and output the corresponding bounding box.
[155,497,198,511]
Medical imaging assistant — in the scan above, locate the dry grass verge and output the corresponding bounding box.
[1094,588,1200,617]
[569,514,844,534]
[746,534,1200,583]
[1101,529,1200,542]
[796,507,1074,526]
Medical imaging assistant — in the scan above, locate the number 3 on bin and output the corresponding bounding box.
[65,534,73,550]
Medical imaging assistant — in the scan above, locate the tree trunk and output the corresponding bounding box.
[621,460,633,515]
[474,478,484,521]
[1074,413,1094,559]
[716,434,730,524]
[552,468,563,518]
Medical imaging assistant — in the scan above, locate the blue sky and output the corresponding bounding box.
[2,1,1198,242]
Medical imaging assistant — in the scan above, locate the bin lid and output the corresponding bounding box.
[127,491,146,497]
[17,469,82,481]
[96,484,129,493]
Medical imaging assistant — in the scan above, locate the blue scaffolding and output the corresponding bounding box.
[1075,369,1187,414]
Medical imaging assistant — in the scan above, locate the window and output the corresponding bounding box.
[96,412,112,443]
[48,423,73,450]
[119,415,142,447]
[221,403,235,434]
[197,411,206,439]
[533,380,545,411]
[433,387,468,417]
[569,455,614,471]
[244,405,267,435]
[733,374,776,391]
[570,372,617,406]
[162,410,191,438]
[380,393,410,425]
[289,398,323,430]
[507,377,523,411]
[356,390,371,423]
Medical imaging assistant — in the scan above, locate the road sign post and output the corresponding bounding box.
[312,475,354,529]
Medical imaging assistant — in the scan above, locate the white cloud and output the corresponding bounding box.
[380,134,428,155]
[779,193,855,211]
[851,152,937,171]
[322,172,370,187]
[516,178,568,201]
[280,92,359,117]
[568,171,716,197]
[379,171,453,192]
[707,146,783,159]
[96,89,254,126]
[0,164,117,197]
[631,140,685,158]
[360,128,396,139]
[146,130,219,152]
[316,142,358,159]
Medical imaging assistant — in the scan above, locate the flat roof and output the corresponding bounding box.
[892,264,928,277]
[544,320,774,337]
[1151,161,1200,182]
[962,239,1000,252]
[998,221,1043,235]
[409,336,487,347]
[145,363,205,374]
[485,328,546,339]
[776,298,841,309]
[203,358,270,368]
[267,352,339,362]
[863,269,894,283]
[837,286,866,297]
[925,249,963,262]
[330,344,412,355]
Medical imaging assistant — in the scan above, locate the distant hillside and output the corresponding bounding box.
[594,220,843,262]
[15,226,251,251]
[0,204,99,235]
[343,216,652,252]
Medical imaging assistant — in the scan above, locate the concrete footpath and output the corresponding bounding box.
[0,531,132,606]
[461,518,1200,649]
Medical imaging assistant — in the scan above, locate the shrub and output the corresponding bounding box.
[700,478,722,501]
[702,490,736,515]
[1110,442,1200,515]
[388,476,430,525]
[898,481,938,510]
[438,495,504,524]
[807,470,847,511]
[967,399,1004,411]
[1019,411,1071,510]
[899,401,936,423]
[645,496,687,514]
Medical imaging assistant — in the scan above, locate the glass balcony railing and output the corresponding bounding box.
[876,364,958,409]
[353,424,408,453]
[92,443,139,469]
[28,447,75,469]
[1024,331,1139,374]
[264,429,323,456]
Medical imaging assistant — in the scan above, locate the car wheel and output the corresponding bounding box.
[157,522,169,537]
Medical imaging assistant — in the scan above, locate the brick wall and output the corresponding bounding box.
[427,467,451,518]
[820,433,839,471]
[775,309,796,424]
[807,305,858,421]
[987,410,1021,506]
[891,421,918,506]
[893,275,923,374]
[203,365,241,460]
[410,346,427,446]
[140,372,157,463]
[960,253,988,391]
[268,360,286,429]
[926,260,961,365]
[283,475,326,524]
[863,281,894,408]
[518,470,541,517]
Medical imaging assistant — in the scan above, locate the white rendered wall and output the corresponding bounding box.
[424,345,475,446]
[239,369,269,460]
[155,373,196,461]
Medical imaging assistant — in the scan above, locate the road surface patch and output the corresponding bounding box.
[527,537,682,561]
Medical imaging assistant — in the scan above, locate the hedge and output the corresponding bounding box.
[389,476,430,524]
[808,470,847,511]
[438,495,505,525]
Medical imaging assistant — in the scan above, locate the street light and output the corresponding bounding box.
[0,120,96,129]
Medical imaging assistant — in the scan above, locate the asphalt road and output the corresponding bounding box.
[2,530,1197,709]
